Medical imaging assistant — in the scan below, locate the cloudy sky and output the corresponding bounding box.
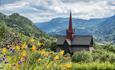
[0,0,115,23]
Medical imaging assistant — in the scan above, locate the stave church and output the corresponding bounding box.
[56,10,94,54]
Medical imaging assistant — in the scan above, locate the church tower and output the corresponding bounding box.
[66,10,75,40]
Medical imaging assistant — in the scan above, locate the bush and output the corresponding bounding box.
[72,51,93,63]
[92,49,115,63]
[103,45,115,53]
[94,44,115,53]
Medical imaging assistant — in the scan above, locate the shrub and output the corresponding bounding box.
[103,44,115,53]
[92,49,115,63]
[72,51,93,63]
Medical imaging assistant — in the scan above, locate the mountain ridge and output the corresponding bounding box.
[36,15,115,43]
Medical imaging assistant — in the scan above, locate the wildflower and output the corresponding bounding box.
[12,50,15,53]
[9,48,13,51]
[64,63,72,69]
[31,45,36,51]
[2,57,6,61]
[37,42,40,46]
[36,58,42,62]
[15,45,20,51]
[3,55,6,60]
[21,50,27,57]
[9,47,15,53]
[29,38,34,42]
[59,50,64,56]
[38,49,46,55]
[22,42,27,49]
[54,55,59,60]
[44,52,49,57]
[37,42,44,46]
[2,48,7,53]
[18,61,22,65]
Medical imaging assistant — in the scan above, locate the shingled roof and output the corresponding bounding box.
[57,35,93,45]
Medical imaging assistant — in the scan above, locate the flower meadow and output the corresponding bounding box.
[0,38,115,70]
[0,36,115,70]
[0,38,73,70]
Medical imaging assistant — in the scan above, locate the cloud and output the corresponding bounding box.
[61,0,91,3]
[61,0,114,3]
[0,1,29,10]
[0,0,115,23]
[0,0,20,5]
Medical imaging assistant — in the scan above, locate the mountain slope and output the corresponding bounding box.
[0,13,46,47]
[36,15,115,43]
[94,15,115,42]
[0,13,44,37]
[36,17,107,34]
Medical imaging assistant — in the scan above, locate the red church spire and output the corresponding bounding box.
[66,10,75,40]
[69,10,73,33]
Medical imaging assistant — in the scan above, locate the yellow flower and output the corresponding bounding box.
[37,42,44,46]
[21,50,27,57]
[36,58,42,62]
[2,48,7,53]
[54,55,59,60]
[64,63,72,69]
[22,42,27,49]
[31,45,36,51]
[37,42,41,46]
[29,38,34,42]
[38,49,48,56]
[41,49,45,55]
[59,50,64,56]
[15,45,20,51]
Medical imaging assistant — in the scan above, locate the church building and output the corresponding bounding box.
[56,11,94,54]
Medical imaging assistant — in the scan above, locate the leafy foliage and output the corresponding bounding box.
[72,51,93,63]
[92,49,115,63]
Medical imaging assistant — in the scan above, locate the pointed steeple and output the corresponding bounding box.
[66,9,75,40]
[68,10,73,33]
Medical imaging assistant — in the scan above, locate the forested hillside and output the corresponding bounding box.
[0,13,55,48]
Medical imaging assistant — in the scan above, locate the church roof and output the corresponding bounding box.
[57,35,93,45]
